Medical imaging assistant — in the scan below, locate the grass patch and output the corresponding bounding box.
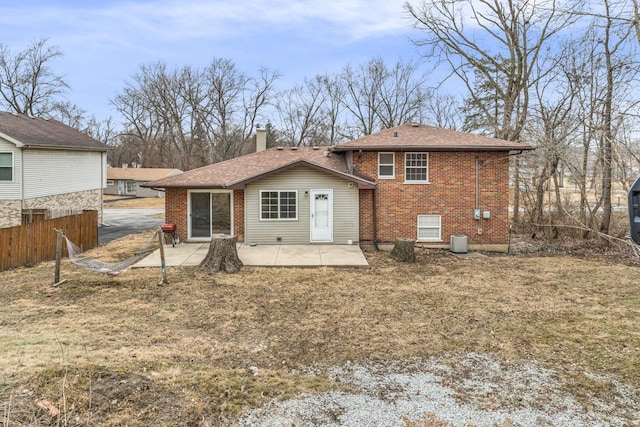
[1,233,640,424]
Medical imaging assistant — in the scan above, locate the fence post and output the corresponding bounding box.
[157,229,168,285]
[53,229,64,286]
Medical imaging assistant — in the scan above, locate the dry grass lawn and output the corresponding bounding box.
[1,231,639,425]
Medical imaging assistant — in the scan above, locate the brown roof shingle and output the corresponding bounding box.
[0,112,108,151]
[144,147,375,189]
[332,122,533,152]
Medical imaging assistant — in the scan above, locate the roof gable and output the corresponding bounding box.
[332,123,533,152]
[144,147,375,190]
[0,112,108,151]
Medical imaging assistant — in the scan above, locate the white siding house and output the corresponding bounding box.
[0,113,108,228]
[244,165,359,245]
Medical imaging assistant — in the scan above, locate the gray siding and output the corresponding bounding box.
[244,165,359,244]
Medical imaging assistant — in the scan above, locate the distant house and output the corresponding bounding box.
[145,123,532,252]
[0,112,108,228]
[106,167,182,198]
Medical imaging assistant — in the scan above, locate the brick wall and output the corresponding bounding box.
[164,188,245,243]
[165,188,188,243]
[355,151,510,248]
[233,189,244,241]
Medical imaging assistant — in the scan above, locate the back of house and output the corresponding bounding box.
[145,123,532,252]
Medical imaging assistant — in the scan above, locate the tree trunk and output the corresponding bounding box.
[199,235,243,273]
[390,237,416,262]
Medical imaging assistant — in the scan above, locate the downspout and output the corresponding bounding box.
[21,147,26,214]
[475,156,479,215]
[100,151,105,226]
[372,188,379,251]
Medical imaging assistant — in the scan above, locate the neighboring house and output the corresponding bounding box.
[144,123,532,251]
[0,112,108,228]
[106,167,182,198]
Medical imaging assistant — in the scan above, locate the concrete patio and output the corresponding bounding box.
[133,243,369,268]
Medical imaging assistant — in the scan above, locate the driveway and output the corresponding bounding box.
[99,208,164,244]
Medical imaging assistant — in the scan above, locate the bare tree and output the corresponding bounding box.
[112,59,278,169]
[200,59,278,161]
[339,58,427,138]
[592,0,638,234]
[318,74,346,145]
[0,38,69,116]
[422,93,463,130]
[340,59,386,137]
[406,0,577,225]
[377,60,429,129]
[275,77,326,146]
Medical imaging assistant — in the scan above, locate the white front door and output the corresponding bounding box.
[310,189,333,242]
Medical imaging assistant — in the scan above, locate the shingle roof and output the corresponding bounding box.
[143,147,376,189]
[332,122,533,152]
[107,168,182,181]
[0,112,108,151]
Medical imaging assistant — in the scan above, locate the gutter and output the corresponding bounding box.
[332,146,534,153]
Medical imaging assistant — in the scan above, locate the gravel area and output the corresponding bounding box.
[238,353,640,426]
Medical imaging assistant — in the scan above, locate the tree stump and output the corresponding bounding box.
[390,237,416,262]
[199,235,243,273]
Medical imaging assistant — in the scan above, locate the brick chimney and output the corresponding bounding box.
[256,128,267,152]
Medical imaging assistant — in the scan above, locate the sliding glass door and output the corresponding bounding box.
[189,191,232,240]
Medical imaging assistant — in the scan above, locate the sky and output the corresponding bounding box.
[0,0,425,123]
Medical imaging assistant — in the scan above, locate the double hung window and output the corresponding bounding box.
[405,153,428,183]
[260,191,297,220]
[378,153,395,179]
[0,152,13,181]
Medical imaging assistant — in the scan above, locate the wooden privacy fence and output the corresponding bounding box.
[0,210,98,272]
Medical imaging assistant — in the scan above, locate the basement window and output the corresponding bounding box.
[417,214,441,242]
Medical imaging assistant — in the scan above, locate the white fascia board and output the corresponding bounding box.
[0,132,25,147]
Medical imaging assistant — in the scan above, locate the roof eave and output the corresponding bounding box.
[0,131,25,147]
[140,182,228,189]
[23,144,109,152]
[332,145,534,152]
[229,159,376,189]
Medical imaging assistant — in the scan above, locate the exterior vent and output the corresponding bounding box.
[411,123,419,127]
[291,146,298,150]
[276,146,284,150]
[393,132,398,138]
[312,146,320,150]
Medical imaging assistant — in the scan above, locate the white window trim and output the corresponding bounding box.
[378,152,395,179]
[259,190,298,221]
[417,214,442,242]
[0,152,14,182]
[187,190,234,241]
[404,152,429,184]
